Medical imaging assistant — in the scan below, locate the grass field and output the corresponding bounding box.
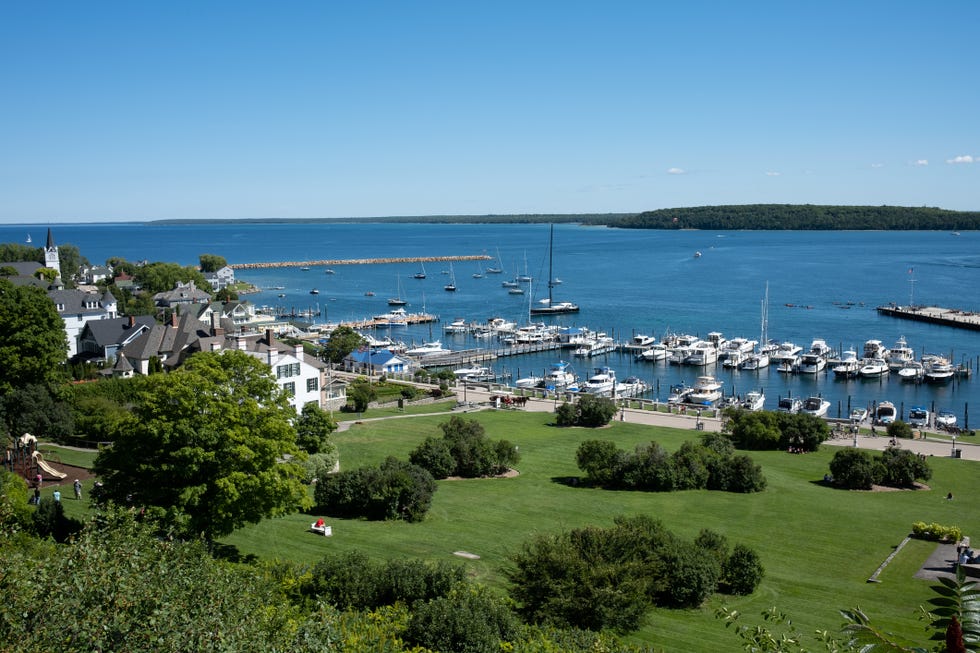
[219,409,980,651]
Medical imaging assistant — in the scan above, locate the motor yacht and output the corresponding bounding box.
[874,401,897,425]
[543,360,578,391]
[936,410,958,429]
[886,336,915,371]
[776,396,802,413]
[907,407,930,427]
[687,375,723,405]
[832,349,860,378]
[801,396,831,418]
[859,358,889,377]
[580,367,617,396]
[740,390,766,411]
[924,356,955,383]
[404,340,450,357]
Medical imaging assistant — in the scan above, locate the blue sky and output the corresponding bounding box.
[1,1,977,223]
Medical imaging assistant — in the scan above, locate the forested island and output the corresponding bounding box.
[616,204,980,230]
[152,204,980,230]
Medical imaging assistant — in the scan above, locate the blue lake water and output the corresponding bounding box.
[4,222,979,425]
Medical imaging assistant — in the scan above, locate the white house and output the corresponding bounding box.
[233,329,328,413]
[49,288,119,358]
[204,265,235,291]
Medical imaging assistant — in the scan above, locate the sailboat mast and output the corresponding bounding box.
[547,224,554,304]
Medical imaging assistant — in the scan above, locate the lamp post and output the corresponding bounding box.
[952,434,957,458]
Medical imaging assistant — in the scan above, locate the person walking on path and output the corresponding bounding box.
[73,479,82,500]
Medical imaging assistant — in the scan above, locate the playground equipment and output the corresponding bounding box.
[3,433,66,480]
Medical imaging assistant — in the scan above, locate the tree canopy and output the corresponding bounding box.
[0,279,68,396]
[94,349,309,538]
[322,325,366,364]
[617,204,980,230]
[132,261,210,295]
[198,253,228,272]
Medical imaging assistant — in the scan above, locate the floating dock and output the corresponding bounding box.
[876,305,980,332]
[232,255,491,270]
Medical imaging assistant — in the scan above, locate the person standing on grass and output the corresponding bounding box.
[53,489,61,502]
[74,479,82,500]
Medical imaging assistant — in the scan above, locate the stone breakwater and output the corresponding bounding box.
[231,255,491,270]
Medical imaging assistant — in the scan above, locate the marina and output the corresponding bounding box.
[6,221,980,428]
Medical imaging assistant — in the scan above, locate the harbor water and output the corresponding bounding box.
[4,221,979,425]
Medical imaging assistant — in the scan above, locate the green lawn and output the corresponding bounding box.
[220,410,980,651]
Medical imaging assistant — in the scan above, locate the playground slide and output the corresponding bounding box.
[32,451,67,480]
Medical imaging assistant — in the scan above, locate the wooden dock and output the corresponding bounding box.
[415,342,562,368]
[339,313,439,329]
[231,255,491,270]
[876,305,980,331]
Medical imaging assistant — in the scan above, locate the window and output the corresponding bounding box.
[276,362,301,379]
[283,382,295,396]
[307,377,319,392]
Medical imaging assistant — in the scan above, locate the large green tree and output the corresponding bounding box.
[198,253,228,272]
[0,279,68,395]
[323,325,366,364]
[295,402,338,455]
[133,261,210,294]
[94,349,310,538]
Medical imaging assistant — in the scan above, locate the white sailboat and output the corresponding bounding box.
[387,274,407,306]
[413,262,426,279]
[741,283,771,370]
[530,224,578,315]
[444,263,457,292]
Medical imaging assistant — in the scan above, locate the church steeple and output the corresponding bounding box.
[44,227,61,277]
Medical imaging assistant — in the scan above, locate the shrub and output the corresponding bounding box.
[300,452,339,484]
[32,497,82,543]
[829,448,883,490]
[409,436,456,479]
[314,457,436,522]
[576,439,624,485]
[722,544,766,595]
[555,402,578,426]
[577,394,617,427]
[409,416,519,479]
[405,584,520,653]
[887,420,914,440]
[880,447,932,488]
[912,521,963,543]
[304,551,466,610]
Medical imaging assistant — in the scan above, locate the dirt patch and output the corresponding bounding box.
[443,468,520,481]
[861,482,931,493]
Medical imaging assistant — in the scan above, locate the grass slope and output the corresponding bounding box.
[221,410,979,651]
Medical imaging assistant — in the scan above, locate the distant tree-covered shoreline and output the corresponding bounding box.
[616,204,980,230]
[148,204,980,230]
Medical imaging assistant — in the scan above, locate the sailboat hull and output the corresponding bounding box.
[530,303,579,315]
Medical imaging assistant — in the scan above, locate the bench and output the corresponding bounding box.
[310,524,333,537]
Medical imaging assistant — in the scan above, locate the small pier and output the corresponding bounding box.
[414,341,562,368]
[876,305,980,332]
[232,255,491,270]
[340,313,439,329]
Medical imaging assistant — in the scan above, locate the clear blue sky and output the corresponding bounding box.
[1,1,977,223]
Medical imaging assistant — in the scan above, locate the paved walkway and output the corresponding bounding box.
[339,387,980,462]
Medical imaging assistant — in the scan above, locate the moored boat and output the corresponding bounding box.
[859,358,889,377]
[801,396,831,417]
[688,375,723,405]
[776,396,802,413]
[741,390,766,411]
[580,367,617,396]
[874,400,897,425]
[832,349,860,378]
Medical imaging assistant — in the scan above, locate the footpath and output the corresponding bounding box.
[339,386,980,462]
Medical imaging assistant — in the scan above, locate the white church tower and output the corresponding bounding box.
[44,228,61,278]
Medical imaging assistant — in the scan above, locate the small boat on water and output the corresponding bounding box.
[615,376,649,397]
[908,407,930,427]
[936,410,957,428]
[364,291,375,297]
[801,396,831,418]
[413,263,426,279]
[777,356,800,374]
[324,269,335,274]
[776,396,802,414]
[453,365,494,382]
[639,343,669,362]
[543,360,578,391]
[897,360,925,382]
[874,401,897,425]
[741,390,766,411]
[405,340,450,357]
[850,407,869,423]
[309,288,319,295]
[444,264,457,292]
[580,367,617,396]
[832,349,860,379]
[443,318,468,334]
[667,383,694,404]
[924,355,955,383]
[515,374,544,389]
[530,225,579,315]
[859,358,889,378]
[688,375,723,405]
[508,287,525,295]
[300,266,311,271]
